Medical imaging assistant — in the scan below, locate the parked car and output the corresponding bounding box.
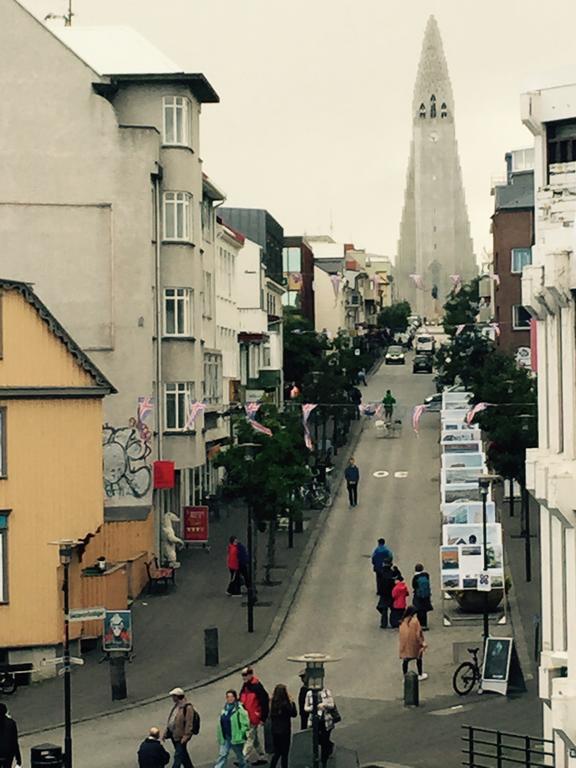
[415,334,436,354]
[385,345,405,365]
[413,354,433,374]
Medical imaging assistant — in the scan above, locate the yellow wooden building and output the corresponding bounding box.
[0,279,116,672]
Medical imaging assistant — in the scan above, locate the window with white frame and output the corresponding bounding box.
[201,198,214,242]
[163,96,191,146]
[202,271,213,317]
[163,192,192,241]
[262,343,271,367]
[164,288,193,337]
[203,353,222,404]
[0,409,5,478]
[512,305,531,330]
[511,247,532,274]
[165,382,195,431]
[0,511,9,603]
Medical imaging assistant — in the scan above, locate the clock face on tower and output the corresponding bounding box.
[429,131,439,143]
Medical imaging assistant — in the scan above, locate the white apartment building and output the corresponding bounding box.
[216,217,242,406]
[0,2,224,547]
[521,79,576,763]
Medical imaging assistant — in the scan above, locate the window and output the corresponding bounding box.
[201,197,213,242]
[0,511,8,604]
[163,192,192,241]
[418,103,426,119]
[440,102,447,118]
[282,247,302,273]
[163,96,191,146]
[511,247,532,274]
[262,344,271,367]
[203,354,222,404]
[547,120,576,167]
[512,305,531,330]
[165,382,195,431]
[0,409,5,477]
[202,272,213,317]
[430,94,437,119]
[164,288,193,336]
[218,247,234,298]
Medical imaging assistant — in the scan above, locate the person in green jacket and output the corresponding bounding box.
[214,690,250,768]
[382,390,396,421]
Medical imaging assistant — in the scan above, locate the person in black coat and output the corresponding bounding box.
[297,670,309,730]
[269,685,297,768]
[138,727,170,768]
[377,564,401,629]
[0,703,21,768]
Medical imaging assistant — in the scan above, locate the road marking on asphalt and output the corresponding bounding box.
[373,471,389,478]
[394,471,409,478]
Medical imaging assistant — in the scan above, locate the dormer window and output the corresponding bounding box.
[441,102,448,118]
[418,103,426,119]
[430,95,437,119]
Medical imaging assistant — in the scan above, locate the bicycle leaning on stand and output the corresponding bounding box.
[452,646,483,696]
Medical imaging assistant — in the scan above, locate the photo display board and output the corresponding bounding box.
[442,453,485,469]
[442,501,496,525]
[481,637,513,695]
[440,523,503,591]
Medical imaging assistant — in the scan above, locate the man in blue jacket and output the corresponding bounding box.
[344,457,360,507]
[371,538,394,593]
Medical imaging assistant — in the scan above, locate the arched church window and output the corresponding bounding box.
[441,102,448,118]
[430,94,436,118]
[418,103,426,119]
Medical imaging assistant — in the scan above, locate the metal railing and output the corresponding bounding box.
[462,725,555,767]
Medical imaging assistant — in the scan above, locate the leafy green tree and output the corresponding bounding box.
[283,311,329,388]
[377,300,412,333]
[434,329,494,390]
[443,277,480,337]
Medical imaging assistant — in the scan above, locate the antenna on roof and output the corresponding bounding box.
[45,0,73,26]
[329,208,334,237]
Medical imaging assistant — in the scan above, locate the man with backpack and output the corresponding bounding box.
[164,687,200,768]
[412,563,433,630]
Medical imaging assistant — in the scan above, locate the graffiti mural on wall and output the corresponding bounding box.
[103,425,152,498]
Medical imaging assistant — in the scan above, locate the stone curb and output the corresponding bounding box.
[22,420,365,737]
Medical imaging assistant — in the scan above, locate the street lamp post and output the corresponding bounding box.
[478,475,499,641]
[287,653,340,768]
[239,442,261,633]
[59,542,74,768]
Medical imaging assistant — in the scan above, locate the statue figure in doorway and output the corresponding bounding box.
[161,511,183,568]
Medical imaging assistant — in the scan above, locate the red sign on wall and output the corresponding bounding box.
[153,461,175,489]
[183,506,209,543]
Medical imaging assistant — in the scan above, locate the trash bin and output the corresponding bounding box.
[31,743,63,767]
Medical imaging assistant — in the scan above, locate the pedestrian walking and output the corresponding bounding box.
[390,575,409,628]
[357,368,367,386]
[304,686,337,768]
[371,538,394,593]
[382,390,396,422]
[297,670,309,731]
[350,387,362,419]
[412,563,433,630]
[239,666,269,766]
[344,457,360,507]
[164,687,196,768]
[138,727,170,768]
[227,536,242,596]
[214,690,250,768]
[237,540,251,592]
[0,704,21,768]
[398,606,428,681]
[376,562,397,628]
[268,685,297,768]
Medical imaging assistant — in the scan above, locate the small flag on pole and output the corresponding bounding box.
[245,403,261,420]
[466,402,493,425]
[250,420,273,437]
[455,324,465,336]
[302,404,318,451]
[137,396,153,423]
[185,401,206,430]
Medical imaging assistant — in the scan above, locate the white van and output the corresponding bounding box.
[415,333,435,353]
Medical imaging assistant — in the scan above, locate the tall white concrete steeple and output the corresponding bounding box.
[396,15,476,318]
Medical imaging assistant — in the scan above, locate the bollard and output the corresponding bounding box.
[31,743,63,767]
[204,627,219,666]
[109,654,128,700]
[404,670,419,707]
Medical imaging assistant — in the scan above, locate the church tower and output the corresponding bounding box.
[396,16,476,318]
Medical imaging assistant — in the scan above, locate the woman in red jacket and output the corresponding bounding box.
[390,574,409,628]
[227,536,241,596]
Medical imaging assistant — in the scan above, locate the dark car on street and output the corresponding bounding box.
[413,354,433,374]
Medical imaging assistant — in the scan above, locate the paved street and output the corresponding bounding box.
[20,355,541,767]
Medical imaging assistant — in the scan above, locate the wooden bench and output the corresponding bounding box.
[145,557,176,594]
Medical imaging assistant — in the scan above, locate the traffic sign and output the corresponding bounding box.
[67,607,105,623]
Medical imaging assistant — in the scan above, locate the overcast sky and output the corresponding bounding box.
[22,0,576,262]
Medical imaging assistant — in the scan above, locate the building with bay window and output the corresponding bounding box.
[0,2,224,552]
[521,79,576,764]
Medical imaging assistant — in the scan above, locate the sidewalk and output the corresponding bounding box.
[6,419,364,735]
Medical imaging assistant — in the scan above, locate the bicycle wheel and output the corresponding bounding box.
[0,673,17,695]
[452,662,477,696]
